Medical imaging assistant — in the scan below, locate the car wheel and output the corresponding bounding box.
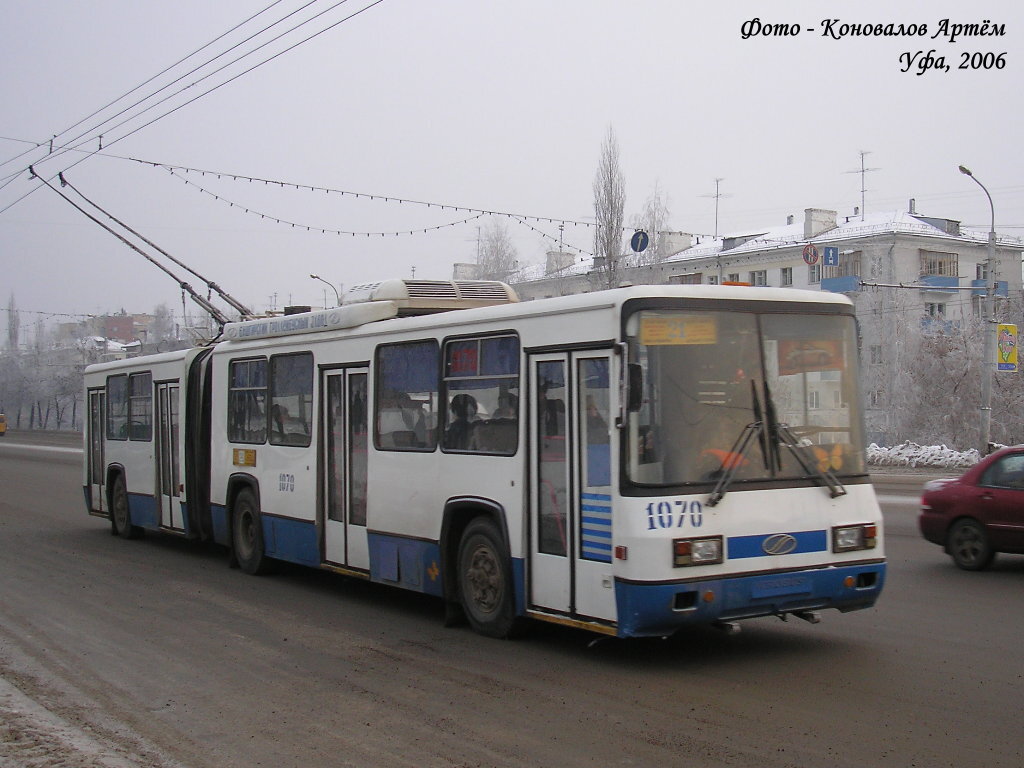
[111,475,142,539]
[947,519,995,571]
[457,518,523,639]
[232,488,273,575]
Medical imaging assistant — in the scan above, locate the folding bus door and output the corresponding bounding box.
[528,350,617,623]
[155,382,183,531]
[87,389,106,513]
[323,368,370,571]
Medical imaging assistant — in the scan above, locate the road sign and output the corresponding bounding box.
[997,324,1018,372]
[823,246,839,266]
[802,244,819,265]
[630,230,650,253]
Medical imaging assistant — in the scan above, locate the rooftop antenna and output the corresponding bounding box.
[845,150,880,221]
[700,178,732,239]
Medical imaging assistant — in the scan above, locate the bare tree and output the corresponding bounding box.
[592,126,626,289]
[477,218,519,282]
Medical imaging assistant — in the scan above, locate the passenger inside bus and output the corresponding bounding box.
[444,393,478,450]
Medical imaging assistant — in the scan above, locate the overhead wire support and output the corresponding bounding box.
[29,166,231,331]
[57,172,256,320]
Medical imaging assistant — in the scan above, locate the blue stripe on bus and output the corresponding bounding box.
[581,491,613,562]
[726,530,828,559]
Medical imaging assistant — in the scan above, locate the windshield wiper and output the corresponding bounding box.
[763,380,846,499]
[708,381,847,506]
[707,381,766,507]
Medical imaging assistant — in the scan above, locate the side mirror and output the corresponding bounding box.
[627,363,643,412]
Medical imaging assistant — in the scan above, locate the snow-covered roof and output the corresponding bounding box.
[512,209,1023,284]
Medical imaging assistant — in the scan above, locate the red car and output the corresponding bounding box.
[919,445,1024,570]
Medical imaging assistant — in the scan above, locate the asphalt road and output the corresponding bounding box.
[0,436,1020,768]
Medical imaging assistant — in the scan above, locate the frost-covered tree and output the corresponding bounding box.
[477,218,519,282]
[6,294,19,350]
[630,181,672,267]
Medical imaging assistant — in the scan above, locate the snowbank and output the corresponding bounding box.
[867,442,982,469]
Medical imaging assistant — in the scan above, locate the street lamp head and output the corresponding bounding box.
[309,273,320,280]
[958,165,973,177]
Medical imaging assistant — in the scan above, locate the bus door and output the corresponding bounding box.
[528,351,616,623]
[322,368,370,571]
[155,382,183,531]
[87,389,106,513]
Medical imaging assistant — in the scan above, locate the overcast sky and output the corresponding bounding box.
[2,0,1022,333]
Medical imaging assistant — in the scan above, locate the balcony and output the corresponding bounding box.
[820,275,861,294]
[918,275,960,292]
[970,279,1009,297]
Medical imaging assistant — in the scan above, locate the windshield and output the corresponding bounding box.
[625,307,866,487]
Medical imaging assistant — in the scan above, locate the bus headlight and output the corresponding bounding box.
[832,524,877,553]
[673,536,723,567]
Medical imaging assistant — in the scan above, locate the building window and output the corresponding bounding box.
[780,267,793,286]
[869,345,883,365]
[807,390,821,410]
[824,250,862,279]
[920,250,958,277]
[748,270,767,286]
[869,390,883,407]
[976,263,988,281]
[925,302,946,317]
[376,340,439,451]
[727,273,740,283]
[707,275,719,285]
[669,273,703,285]
[808,263,821,284]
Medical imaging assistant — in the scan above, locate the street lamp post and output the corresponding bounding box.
[309,274,340,307]
[958,165,997,455]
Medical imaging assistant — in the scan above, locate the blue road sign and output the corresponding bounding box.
[630,230,650,253]
[823,246,839,266]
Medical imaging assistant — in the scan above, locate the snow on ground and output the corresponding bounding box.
[867,442,985,469]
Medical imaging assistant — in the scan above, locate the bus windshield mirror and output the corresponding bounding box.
[626,363,643,412]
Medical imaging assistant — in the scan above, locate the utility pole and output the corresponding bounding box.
[959,165,997,455]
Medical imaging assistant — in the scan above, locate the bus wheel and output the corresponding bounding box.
[457,518,521,639]
[111,475,142,539]
[948,519,994,571]
[233,488,271,575]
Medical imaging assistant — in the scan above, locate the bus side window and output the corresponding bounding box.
[441,334,520,455]
[228,358,268,444]
[375,341,439,452]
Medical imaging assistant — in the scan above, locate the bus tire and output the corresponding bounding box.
[111,475,142,539]
[232,487,272,575]
[948,518,994,571]
[457,518,522,639]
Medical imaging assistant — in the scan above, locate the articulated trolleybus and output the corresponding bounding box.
[83,280,885,639]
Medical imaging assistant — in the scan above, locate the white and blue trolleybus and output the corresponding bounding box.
[83,280,885,638]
